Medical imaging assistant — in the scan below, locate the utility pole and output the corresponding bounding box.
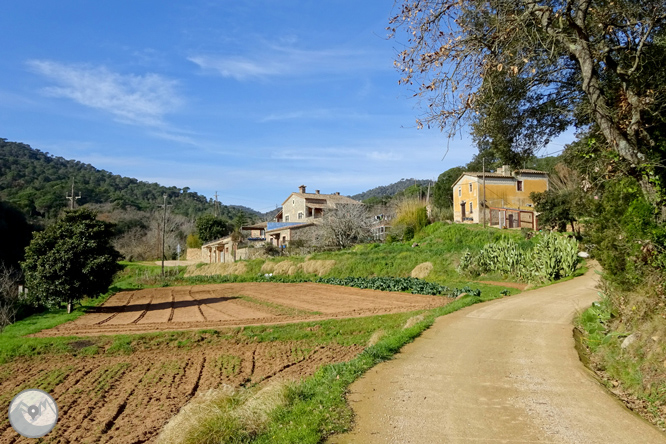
[483,159,487,228]
[66,182,81,210]
[158,194,171,277]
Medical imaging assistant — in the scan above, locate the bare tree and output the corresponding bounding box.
[0,265,23,331]
[319,203,372,249]
[109,209,193,261]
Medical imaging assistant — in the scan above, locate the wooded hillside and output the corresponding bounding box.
[0,139,258,221]
[351,178,431,201]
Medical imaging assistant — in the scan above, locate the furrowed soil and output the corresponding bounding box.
[37,282,449,337]
[0,339,363,443]
[0,283,450,443]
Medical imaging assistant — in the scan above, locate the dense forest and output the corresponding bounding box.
[0,139,259,222]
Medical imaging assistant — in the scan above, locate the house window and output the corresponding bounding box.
[469,201,473,213]
[285,215,290,222]
[469,183,473,193]
[298,212,303,220]
[292,199,295,206]
[458,187,461,197]
[517,180,523,191]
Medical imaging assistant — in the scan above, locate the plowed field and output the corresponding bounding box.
[38,282,449,337]
[0,340,363,443]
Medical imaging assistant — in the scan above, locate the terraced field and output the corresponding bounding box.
[0,339,362,443]
[38,282,449,337]
[0,282,453,442]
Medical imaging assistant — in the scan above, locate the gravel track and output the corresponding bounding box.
[331,264,666,444]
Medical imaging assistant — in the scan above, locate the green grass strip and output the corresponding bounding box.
[251,296,486,443]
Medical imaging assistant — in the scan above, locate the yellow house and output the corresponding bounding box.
[452,165,549,224]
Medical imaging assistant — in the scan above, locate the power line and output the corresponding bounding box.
[158,194,172,278]
[65,182,81,210]
[538,147,565,158]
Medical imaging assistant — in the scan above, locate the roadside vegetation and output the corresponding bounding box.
[573,177,666,431]
[157,295,498,444]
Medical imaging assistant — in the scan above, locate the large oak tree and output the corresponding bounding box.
[390,0,666,207]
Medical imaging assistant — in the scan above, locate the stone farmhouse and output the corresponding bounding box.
[268,185,363,247]
[452,165,549,228]
[200,222,268,264]
[199,185,363,263]
[274,185,361,223]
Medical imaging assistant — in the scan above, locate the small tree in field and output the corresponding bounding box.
[22,208,121,313]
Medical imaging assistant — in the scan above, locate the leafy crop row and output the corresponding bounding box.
[458,232,579,283]
[314,276,480,298]
[184,273,481,298]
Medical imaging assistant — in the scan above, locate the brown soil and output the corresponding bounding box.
[36,283,449,337]
[0,283,448,442]
[0,340,363,443]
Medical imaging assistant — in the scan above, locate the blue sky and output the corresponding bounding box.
[0,1,569,212]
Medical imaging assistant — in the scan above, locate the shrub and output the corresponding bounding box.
[186,233,203,249]
[263,243,280,257]
[395,199,429,238]
[457,232,579,283]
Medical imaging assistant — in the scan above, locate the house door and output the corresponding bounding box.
[460,202,466,220]
[508,213,514,228]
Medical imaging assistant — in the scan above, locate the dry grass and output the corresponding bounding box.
[262,259,336,277]
[300,260,336,276]
[156,382,288,444]
[273,261,296,275]
[260,261,275,273]
[403,314,426,330]
[367,329,386,347]
[185,262,248,277]
[411,262,434,279]
[395,198,427,226]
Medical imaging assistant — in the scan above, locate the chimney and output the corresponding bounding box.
[501,165,511,176]
[335,192,340,195]
[298,185,306,194]
[315,190,320,194]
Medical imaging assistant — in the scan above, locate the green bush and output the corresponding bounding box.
[186,233,202,249]
[584,178,666,289]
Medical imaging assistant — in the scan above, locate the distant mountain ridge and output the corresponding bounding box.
[0,138,260,220]
[351,178,432,201]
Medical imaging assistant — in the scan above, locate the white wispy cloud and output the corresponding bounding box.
[188,44,388,81]
[259,108,370,123]
[26,60,182,127]
[366,151,403,161]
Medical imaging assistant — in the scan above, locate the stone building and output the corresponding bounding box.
[452,165,549,226]
[200,222,267,264]
[274,185,362,223]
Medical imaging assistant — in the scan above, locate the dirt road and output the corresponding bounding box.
[332,265,666,443]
